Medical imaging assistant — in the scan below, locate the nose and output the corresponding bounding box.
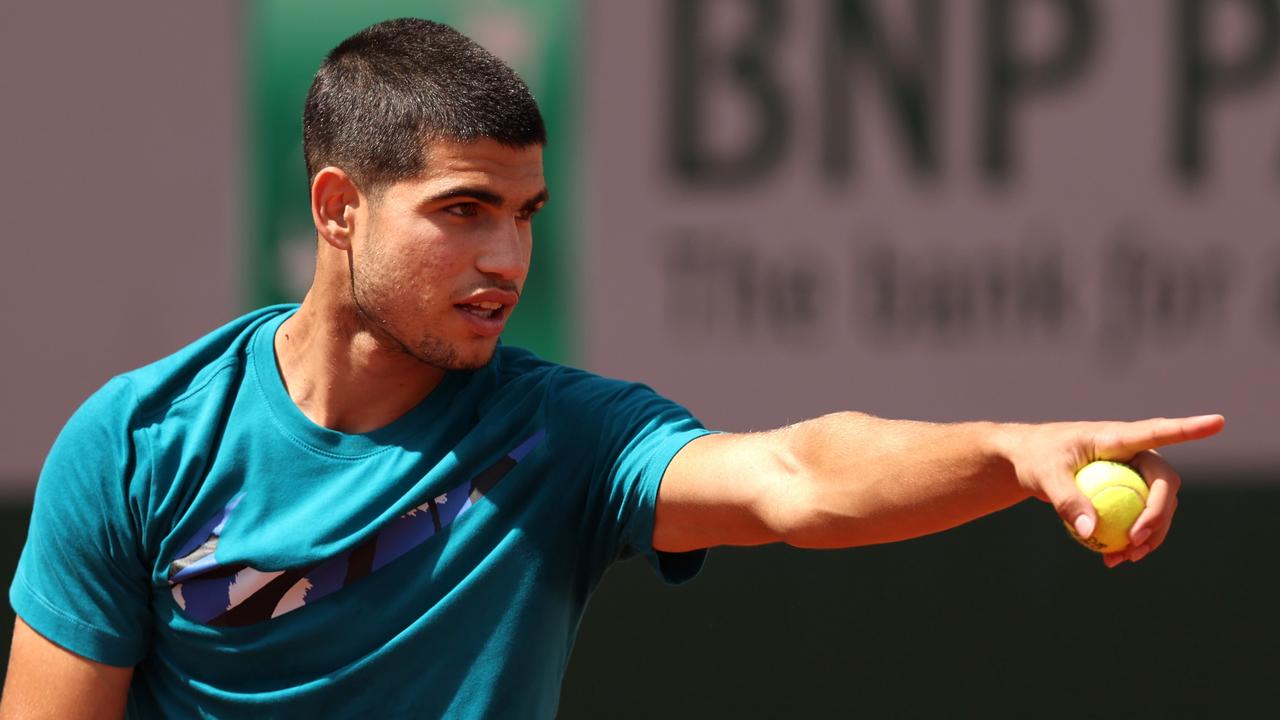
[476,218,531,282]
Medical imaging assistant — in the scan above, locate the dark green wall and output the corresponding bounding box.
[4,486,1276,717]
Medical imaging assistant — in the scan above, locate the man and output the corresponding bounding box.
[1,17,1223,719]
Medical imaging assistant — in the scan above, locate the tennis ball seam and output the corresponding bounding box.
[1088,485,1146,551]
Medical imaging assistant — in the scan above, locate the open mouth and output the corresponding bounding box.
[456,301,505,320]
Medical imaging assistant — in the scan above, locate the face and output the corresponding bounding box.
[348,138,547,370]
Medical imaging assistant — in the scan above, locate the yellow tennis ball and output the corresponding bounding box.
[1065,461,1149,553]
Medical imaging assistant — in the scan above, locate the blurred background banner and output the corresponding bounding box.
[0,2,240,487]
[584,0,1278,475]
[3,0,1271,489]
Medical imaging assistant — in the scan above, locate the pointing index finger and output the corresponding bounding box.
[1095,414,1225,458]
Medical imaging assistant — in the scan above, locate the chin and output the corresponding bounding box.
[411,336,498,371]
[449,350,497,371]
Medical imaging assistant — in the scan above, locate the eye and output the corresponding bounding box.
[445,202,480,218]
[516,204,544,223]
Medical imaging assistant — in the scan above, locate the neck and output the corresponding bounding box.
[273,287,447,435]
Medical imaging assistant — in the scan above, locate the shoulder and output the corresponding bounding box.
[484,345,655,409]
[484,346,701,443]
[50,304,292,447]
[51,306,292,466]
[119,305,293,421]
[489,344,562,384]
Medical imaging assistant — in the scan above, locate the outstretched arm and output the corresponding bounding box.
[653,412,1224,567]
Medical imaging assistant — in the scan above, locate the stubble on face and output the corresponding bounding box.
[338,139,542,373]
[348,222,494,372]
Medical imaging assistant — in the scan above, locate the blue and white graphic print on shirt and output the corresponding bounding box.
[169,430,547,626]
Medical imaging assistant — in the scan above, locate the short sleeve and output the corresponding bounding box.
[555,370,714,585]
[9,376,153,667]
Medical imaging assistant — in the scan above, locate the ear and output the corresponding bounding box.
[310,167,362,251]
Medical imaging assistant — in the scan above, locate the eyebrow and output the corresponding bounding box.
[425,186,550,212]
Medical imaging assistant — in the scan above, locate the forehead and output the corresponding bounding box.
[410,138,545,194]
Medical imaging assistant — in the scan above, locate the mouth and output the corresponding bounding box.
[456,300,506,321]
[453,289,519,337]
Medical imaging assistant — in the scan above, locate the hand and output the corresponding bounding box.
[999,415,1225,568]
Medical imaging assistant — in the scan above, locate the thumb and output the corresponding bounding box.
[1070,508,1097,540]
[1050,479,1097,539]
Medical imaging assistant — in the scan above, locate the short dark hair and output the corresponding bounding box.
[302,18,546,193]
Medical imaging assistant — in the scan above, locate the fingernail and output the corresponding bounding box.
[1131,528,1152,547]
[1074,514,1095,539]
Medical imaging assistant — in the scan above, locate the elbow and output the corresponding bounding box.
[766,412,871,549]
[762,441,848,549]
[773,481,860,550]
[739,433,811,547]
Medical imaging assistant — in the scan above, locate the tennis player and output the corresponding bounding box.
[1,18,1223,719]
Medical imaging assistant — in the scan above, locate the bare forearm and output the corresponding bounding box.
[775,412,1029,549]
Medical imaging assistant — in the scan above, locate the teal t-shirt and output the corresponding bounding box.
[10,306,711,718]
